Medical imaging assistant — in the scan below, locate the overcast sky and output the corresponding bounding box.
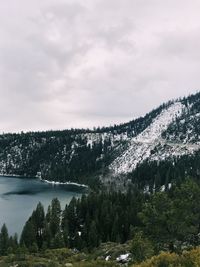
[0,0,200,133]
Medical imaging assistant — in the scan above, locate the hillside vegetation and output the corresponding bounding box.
[1,245,200,267]
[134,248,200,267]
[1,92,200,265]
[0,92,200,189]
[1,178,200,266]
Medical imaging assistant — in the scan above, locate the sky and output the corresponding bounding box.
[0,0,200,133]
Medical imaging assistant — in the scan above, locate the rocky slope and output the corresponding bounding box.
[110,100,200,175]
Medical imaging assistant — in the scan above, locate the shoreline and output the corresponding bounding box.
[39,177,88,188]
[0,173,23,178]
[0,173,88,189]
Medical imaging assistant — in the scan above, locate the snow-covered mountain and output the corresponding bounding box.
[109,101,200,175]
[0,92,199,188]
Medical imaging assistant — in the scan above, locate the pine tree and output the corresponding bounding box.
[8,234,18,254]
[46,205,52,223]
[131,232,154,263]
[32,202,45,248]
[88,221,98,250]
[20,220,36,249]
[43,221,52,248]
[52,231,65,249]
[111,214,119,242]
[50,198,61,237]
[32,202,45,234]
[0,224,9,255]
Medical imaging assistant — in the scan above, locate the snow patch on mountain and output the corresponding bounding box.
[110,102,185,174]
[84,132,129,148]
[150,141,200,162]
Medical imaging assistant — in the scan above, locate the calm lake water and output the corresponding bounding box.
[0,176,84,236]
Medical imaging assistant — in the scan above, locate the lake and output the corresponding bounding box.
[0,176,84,237]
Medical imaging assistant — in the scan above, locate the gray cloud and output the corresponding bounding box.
[0,0,200,132]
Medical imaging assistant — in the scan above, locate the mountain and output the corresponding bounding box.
[0,92,200,189]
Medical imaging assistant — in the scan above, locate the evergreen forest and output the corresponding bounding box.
[1,178,200,266]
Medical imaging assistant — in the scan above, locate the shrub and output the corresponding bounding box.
[131,232,154,263]
[133,248,200,267]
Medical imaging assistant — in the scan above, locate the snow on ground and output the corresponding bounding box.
[116,253,130,263]
[84,131,129,149]
[150,141,200,162]
[110,102,185,174]
[105,255,111,261]
[41,178,88,188]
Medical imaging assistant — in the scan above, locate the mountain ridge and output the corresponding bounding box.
[110,100,200,176]
[0,92,199,189]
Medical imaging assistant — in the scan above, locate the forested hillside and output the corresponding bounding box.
[0,92,199,189]
[0,102,168,187]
